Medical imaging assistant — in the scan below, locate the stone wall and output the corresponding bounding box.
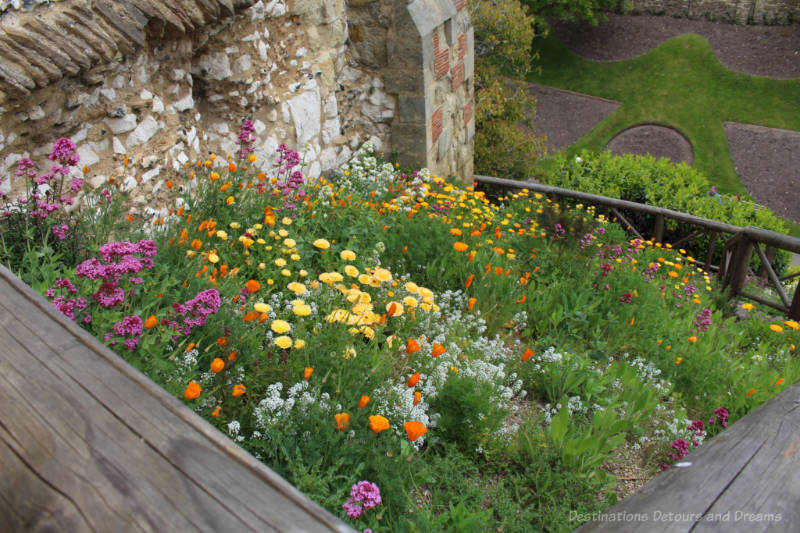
[0,0,475,212]
[623,0,800,24]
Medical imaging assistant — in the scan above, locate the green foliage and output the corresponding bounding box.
[471,0,546,179]
[522,0,628,26]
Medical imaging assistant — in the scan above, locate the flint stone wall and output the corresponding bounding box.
[0,0,474,216]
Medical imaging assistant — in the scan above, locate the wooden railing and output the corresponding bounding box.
[474,175,800,320]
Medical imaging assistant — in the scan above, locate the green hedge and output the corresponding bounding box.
[542,151,789,272]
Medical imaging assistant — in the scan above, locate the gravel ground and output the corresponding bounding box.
[605,124,694,164]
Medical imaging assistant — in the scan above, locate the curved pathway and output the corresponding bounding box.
[552,13,800,78]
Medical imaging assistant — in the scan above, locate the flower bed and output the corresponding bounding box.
[2,127,798,532]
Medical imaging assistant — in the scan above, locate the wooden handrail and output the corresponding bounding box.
[474,175,800,319]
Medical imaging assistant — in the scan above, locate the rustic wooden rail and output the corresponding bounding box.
[0,264,355,532]
[575,377,800,532]
[474,175,800,319]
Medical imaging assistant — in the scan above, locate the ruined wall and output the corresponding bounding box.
[0,0,475,213]
[624,0,800,24]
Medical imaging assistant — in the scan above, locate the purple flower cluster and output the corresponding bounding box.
[342,480,381,520]
[74,240,157,309]
[694,308,712,332]
[166,289,222,337]
[46,277,86,321]
[235,120,257,160]
[275,144,306,212]
[112,315,144,350]
[688,419,705,436]
[709,407,728,428]
[619,292,632,304]
[52,224,69,240]
[580,233,595,249]
[553,223,565,236]
[666,438,690,462]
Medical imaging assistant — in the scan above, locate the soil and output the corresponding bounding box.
[531,14,800,223]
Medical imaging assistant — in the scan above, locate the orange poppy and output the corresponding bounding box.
[369,415,390,434]
[184,381,202,400]
[245,279,261,293]
[406,338,421,354]
[243,311,260,322]
[228,350,238,361]
[304,367,314,380]
[407,372,421,387]
[522,348,534,362]
[229,162,237,173]
[358,395,370,409]
[465,274,474,288]
[413,391,422,405]
[217,337,227,346]
[467,298,477,311]
[211,406,220,418]
[431,343,446,358]
[144,315,158,329]
[210,358,224,373]
[232,384,246,397]
[335,413,350,431]
[404,421,428,441]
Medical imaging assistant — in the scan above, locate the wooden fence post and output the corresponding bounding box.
[790,284,800,321]
[653,214,664,244]
[726,237,754,297]
[758,245,776,279]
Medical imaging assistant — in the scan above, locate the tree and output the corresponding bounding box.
[471,0,546,181]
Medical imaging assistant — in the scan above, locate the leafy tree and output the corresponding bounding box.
[471,0,546,180]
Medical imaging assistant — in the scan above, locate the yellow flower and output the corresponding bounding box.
[343,347,357,359]
[278,229,289,237]
[299,269,308,277]
[374,268,392,282]
[284,238,296,247]
[287,282,307,295]
[290,253,301,261]
[229,222,241,229]
[784,320,799,331]
[258,262,266,270]
[293,302,312,316]
[254,302,271,313]
[418,287,434,299]
[280,269,291,277]
[386,301,404,316]
[274,336,292,349]
[208,252,219,263]
[294,339,306,349]
[275,258,287,267]
[741,302,754,311]
[403,296,419,308]
[340,249,357,261]
[344,265,359,277]
[770,324,783,333]
[313,238,331,250]
[216,230,228,240]
[226,196,235,205]
[405,282,420,294]
[271,320,291,334]
[281,217,293,225]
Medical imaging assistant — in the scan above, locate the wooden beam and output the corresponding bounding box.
[753,243,790,308]
[653,214,664,243]
[738,291,790,314]
[726,237,754,297]
[704,230,718,272]
[790,284,800,321]
[611,208,644,240]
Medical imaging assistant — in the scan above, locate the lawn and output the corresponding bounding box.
[3,131,799,531]
[527,32,800,232]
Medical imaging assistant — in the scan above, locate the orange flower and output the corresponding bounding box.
[494,266,503,276]
[675,357,683,365]
[387,302,398,317]
[453,242,468,252]
[413,391,422,405]
[404,421,428,441]
[185,342,196,352]
[217,337,227,346]
[407,372,420,387]
[243,311,259,322]
[245,279,261,293]
[769,324,783,333]
[369,415,390,434]
[629,317,635,326]
[184,381,202,400]
[467,250,476,262]
[304,367,314,380]
[517,295,526,304]
[335,413,350,431]
[191,239,202,250]
[465,274,474,288]
[358,395,370,409]
[144,315,158,329]
[467,298,477,311]
[211,406,220,418]
[522,348,534,362]
[746,388,755,397]
[688,336,698,343]
[776,378,785,386]
[228,350,238,361]
[450,228,462,236]
[232,384,246,397]
[166,181,174,189]
[431,343,446,358]
[229,162,237,173]
[406,338,421,354]
[402,246,408,254]
[210,358,224,373]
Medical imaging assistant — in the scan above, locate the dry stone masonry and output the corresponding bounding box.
[0,0,475,208]
[625,0,800,24]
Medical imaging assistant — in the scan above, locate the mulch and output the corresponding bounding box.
[531,14,800,223]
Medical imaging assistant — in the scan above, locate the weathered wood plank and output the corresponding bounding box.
[576,379,800,532]
[0,265,354,533]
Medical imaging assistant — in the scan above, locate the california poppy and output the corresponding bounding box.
[304,367,314,380]
[358,395,370,409]
[245,279,261,293]
[404,421,428,441]
[232,384,246,397]
[210,358,224,373]
[406,338,421,354]
[431,343,446,358]
[407,372,420,387]
[144,315,158,329]
[522,348,534,361]
[369,415,390,434]
[184,381,202,400]
[335,413,350,431]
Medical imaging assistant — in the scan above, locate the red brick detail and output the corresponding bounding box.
[458,33,467,60]
[453,0,468,10]
[433,29,449,80]
[451,61,464,90]
[463,101,473,125]
[432,106,443,143]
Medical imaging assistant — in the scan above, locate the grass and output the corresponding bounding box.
[526,32,800,235]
